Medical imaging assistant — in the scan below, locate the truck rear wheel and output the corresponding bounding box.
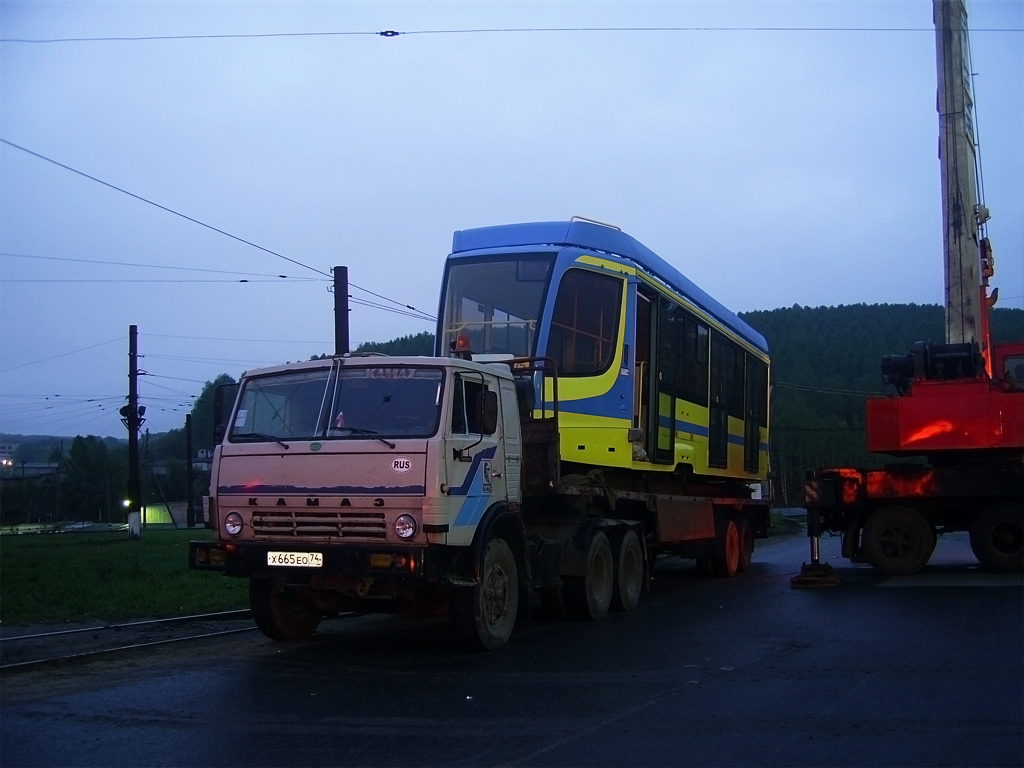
[249,578,322,641]
[862,506,935,576]
[454,536,519,651]
[710,519,741,577]
[565,531,613,621]
[970,503,1024,573]
[611,529,643,612]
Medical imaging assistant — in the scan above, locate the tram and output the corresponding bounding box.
[435,217,769,485]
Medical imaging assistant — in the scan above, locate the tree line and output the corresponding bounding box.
[2,306,1020,522]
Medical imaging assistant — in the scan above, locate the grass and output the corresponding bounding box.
[0,512,805,626]
[770,509,806,535]
[0,529,248,626]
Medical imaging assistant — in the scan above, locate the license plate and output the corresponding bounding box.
[267,551,323,568]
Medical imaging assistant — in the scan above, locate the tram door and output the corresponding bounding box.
[636,294,672,464]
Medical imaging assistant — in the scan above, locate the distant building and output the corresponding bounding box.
[0,443,18,468]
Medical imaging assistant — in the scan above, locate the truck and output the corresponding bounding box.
[797,0,1023,580]
[190,220,773,649]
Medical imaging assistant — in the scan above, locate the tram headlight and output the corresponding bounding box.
[224,512,244,537]
[394,514,417,539]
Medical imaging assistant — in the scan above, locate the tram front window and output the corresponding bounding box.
[441,255,553,356]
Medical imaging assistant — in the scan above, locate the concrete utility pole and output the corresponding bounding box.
[121,324,145,538]
[334,266,350,356]
[934,0,985,346]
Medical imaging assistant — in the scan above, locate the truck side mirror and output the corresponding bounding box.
[213,382,238,443]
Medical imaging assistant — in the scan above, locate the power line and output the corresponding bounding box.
[0,139,332,279]
[347,281,436,322]
[0,143,436,321]
[0,251,324,280]
[2,278,321,283]
[2,337,124,372]
[1,26,1020,44]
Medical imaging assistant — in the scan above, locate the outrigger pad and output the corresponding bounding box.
[790,562,841,589]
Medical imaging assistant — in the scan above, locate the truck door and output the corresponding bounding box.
[446,372,507,546]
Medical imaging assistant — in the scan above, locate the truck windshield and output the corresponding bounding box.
[439,253,554,357]
[230,365,444,442]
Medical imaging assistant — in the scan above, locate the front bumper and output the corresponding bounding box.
[188,540,427,580]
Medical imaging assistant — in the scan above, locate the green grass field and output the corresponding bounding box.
[0,529,248,626]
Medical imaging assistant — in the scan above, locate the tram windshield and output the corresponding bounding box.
[440,254,554,357]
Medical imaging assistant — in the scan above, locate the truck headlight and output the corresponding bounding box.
[224,512,244,536]
[394,514,417,539]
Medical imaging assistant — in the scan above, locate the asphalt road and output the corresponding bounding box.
[2,532,1021,768]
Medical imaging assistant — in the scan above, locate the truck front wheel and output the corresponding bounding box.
[970,503,1024,573]
[862,506,935,576]
[454,536,519,651]
[249,578,322,641]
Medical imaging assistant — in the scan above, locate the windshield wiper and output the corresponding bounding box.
[233,432,291,449]
[338,426,396,449]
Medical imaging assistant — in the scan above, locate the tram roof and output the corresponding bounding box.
[451,220,768,355]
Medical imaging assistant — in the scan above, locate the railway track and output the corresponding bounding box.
[0,610,258,672]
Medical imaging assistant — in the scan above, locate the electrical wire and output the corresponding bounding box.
[2,337,124,372]
[0,146,437,321]
[1,26,1020,44]
[0,139,331,279]
[0,251,317,280]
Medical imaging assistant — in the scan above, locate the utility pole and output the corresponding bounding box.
[334,266,349,356]
[185,414,196,528]
[121,324,145,538]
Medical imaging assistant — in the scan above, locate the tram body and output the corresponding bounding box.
[435,219,769,483]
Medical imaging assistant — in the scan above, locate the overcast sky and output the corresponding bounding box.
[1,0,1021,440]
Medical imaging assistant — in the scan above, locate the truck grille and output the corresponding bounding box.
[251,510,387,539]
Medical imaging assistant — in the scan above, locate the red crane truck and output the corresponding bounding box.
[798,0,1023,579]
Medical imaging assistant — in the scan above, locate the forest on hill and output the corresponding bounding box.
[3,304,1021,520]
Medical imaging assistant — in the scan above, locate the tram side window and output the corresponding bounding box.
[548,269,623,376]
[746,357,768,426]
[657,301,709,406]
[711,332,745,418]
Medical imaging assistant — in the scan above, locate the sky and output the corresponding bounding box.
[1,0,1021,440]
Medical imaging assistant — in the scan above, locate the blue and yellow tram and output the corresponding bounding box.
[435,218,769,483]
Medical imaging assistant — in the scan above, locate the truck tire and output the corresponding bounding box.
[249,578,322,641]
[565,531,613,621]
[970,502,1024,573]
[611,529,643,612]
[453,536,519,651]
[737,518,754,572]
[862,506,935,576]
[710,519,741,577]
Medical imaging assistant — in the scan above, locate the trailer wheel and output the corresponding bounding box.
[737,518,754,572]
[862,506,935,576]
[970,503,1024,573]
[611,529,644,612]
[249,578,322,641]
[454,536,519,651]
[710,519,741,577]
[565,531,613,621]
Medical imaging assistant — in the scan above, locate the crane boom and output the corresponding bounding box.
[933,0,987,349]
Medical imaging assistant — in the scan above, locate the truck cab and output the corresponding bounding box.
[191,355,526,646]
